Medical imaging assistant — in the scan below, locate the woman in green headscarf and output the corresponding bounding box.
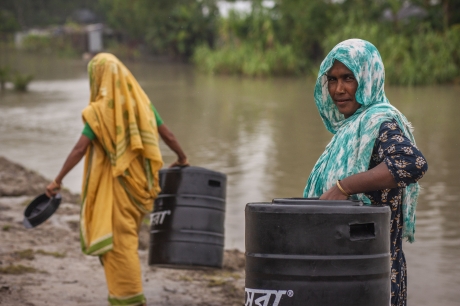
[304,39,428,305]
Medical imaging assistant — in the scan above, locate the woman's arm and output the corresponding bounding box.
[320,121,428,200]
[45,135,91,197]
[320,162,397,200]
[157,124,189,168]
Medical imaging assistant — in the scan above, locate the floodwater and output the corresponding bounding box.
[1,53,459,305]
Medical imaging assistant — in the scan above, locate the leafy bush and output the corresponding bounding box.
[193,2,306,77]
[0,9,19,33]
[12,73,33,92]
[21,34,78,57]
[322,18,460,86]
[193,42,301,77]
[100,0,218,59]
[21,35,53,53]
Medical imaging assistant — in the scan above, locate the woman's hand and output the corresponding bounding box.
[319,185,349,200]
[169,158,189,168]
[46,180,61,197]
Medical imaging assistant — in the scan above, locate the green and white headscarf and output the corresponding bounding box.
[303,39,420,242]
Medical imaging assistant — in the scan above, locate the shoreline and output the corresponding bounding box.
[0,156,245,306]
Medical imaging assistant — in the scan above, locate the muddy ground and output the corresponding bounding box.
[0,156,245,306]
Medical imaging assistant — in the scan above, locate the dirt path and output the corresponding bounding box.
[0,156,245,306]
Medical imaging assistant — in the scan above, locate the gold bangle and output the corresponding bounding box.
[53,180,61,187]
[336,180,350,197]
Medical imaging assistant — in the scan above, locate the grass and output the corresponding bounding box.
[11,248,66,260]
[0,264,38,275]
[207,277,227,287]
[179,275,193,282]
[36,249,66,258]
[0,249,66,275]
[13,249,35,260]
[205,271,242,287]
[21,198,32,207]
[193,43,303,77]
[2,225,11,231]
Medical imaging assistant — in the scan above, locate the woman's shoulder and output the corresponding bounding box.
[355,110,395,138]
[379,120,401,132]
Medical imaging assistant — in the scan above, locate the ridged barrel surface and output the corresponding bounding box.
[245,198,391,306]
[149,166,226,269]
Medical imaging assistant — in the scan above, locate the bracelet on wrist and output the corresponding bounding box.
[336,180,350,197]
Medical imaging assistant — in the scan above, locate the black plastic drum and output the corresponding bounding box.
[245,198,391,306]
[148,166,226,269]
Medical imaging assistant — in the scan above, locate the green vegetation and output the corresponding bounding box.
[0,0,102,28]
[317,1,460,85]
[323,23,460,86]
[0,0,459,84]
[193,6,304,76]
[142,216,150,226]
[2,224,11,231]
[20,34,79,57]
[193,0,460,84]
[0,8,19,33]
[194,43,300,77]
[12,73,33,92]
[0,66,33,92]
[99,0,219,59]
[13,249,35,260]
[36,249,66,258]
[0,264,38,274]
[10,249,66,261]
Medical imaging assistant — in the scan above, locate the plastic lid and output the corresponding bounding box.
[272,198,363,206]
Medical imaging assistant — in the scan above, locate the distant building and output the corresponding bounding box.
[86,23,104,54]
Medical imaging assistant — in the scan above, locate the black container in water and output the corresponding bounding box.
[148,166,226,269]
[245,198,391,306]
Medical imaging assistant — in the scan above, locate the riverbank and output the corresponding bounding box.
[0,156,245,306]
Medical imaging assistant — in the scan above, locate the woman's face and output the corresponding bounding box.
[326,60,360,118]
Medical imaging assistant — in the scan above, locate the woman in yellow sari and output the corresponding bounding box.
[46,53,188,306]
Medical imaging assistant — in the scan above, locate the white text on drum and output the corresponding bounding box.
[245,288,293,306]
[150,210,171,226]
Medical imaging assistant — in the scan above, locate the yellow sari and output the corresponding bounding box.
[81,53,163,305]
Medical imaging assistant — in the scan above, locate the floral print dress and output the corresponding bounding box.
[365,120,428,306]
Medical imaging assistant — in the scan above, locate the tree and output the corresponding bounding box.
[99,0,219,59]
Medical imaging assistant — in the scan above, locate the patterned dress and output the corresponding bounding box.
[365,120,428,306]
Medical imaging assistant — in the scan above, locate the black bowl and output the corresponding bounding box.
[23,193,62,228]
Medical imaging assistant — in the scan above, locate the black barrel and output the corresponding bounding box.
[148,166,226,269]
[245,198,391,306]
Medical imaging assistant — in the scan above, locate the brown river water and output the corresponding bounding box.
[0,53,459,305]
